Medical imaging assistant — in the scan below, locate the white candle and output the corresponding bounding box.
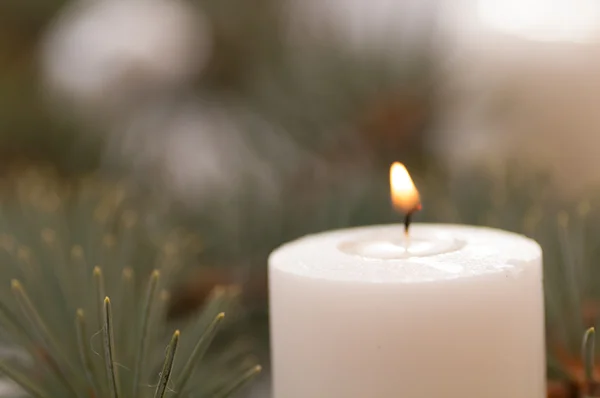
[269,164,546,398]
[436,0,600,196]
[269,224,545,398]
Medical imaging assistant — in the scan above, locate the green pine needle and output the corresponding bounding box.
[11,280,61,364]
[103,297,120,398]
[75,309,101,397]
[0,360,49,398]
[174,312,225,398]
[154,330,180,398]
[584,327,596,384]
[94,267,107,334]
[133,269,160,398]
[212,365,262,398]
[11,279,79,396]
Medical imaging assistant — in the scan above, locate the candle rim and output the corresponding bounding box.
[269,223,542,284]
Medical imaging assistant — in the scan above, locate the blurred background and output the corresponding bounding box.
[2,0,600,396]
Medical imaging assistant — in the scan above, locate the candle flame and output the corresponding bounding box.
[390,162,421,214]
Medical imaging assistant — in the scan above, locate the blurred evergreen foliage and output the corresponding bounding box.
[0,0,434,175]
[0,166,259,397]
[0,0,436,270]
[0,0,101,173]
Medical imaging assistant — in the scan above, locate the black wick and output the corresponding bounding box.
[404,212,413,237]
[403,205,422,237]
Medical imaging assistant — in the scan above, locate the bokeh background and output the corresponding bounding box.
[2,0,600,396]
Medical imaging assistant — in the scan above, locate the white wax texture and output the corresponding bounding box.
[269,224,545,398]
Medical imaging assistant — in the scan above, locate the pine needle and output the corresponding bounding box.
[211,365,262,398]
[103,297,119,398]
[117,267,134,347]
[0,360,50,398]
[583,327,596,383]
[75,309,101,398]
[194,286,228,332]
[11,280,58,357]
[173,313,225,398]
[11,279,79,395]
[94,266,108,387]
[0,299,33,345]
[132,269,160,398]
[154,330,180,398]
[93,267,106,331]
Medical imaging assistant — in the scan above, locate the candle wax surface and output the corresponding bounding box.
[271,223,541,283]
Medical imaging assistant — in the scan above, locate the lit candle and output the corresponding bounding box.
[269,163,545,398]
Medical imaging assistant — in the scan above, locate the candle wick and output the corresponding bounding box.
[403,212,412,251]
[403,212,412,236]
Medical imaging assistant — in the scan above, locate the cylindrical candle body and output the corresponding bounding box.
[269,224,545,398]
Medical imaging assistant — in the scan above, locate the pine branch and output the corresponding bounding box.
[0,170,259,398]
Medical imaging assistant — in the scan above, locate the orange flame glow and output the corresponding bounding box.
[390,162,421,213]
